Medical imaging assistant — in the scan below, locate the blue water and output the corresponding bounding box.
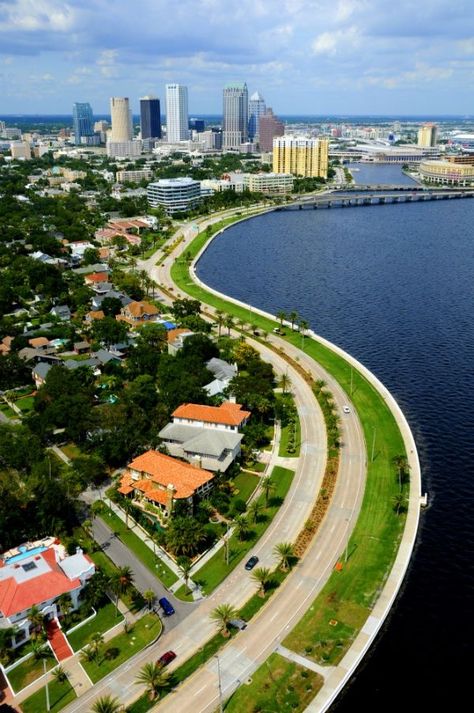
[6,545,47,564]
[197,164,474,710]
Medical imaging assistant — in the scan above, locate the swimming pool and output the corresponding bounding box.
[6,545,48,564]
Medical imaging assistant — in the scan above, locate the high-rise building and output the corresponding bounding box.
[72,103,94,145]
[417,123,438,147]
[248,91,266,143]
[140,96,161,140]
[259,108,284,152]
[166,84,189,142]
[110,97,132,142]
[223,83,248,150]
[273,137,329,179]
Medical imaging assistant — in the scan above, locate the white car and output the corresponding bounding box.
[343,405,351,414]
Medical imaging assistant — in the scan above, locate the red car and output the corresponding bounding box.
[158,650,176,667]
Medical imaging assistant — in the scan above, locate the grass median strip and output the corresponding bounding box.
[98,504,178,588]
[194,466,294,595]
[224,653,323,712]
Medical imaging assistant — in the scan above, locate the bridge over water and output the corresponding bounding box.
[278,189,474,211]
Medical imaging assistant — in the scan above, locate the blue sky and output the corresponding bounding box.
[0,0,473,115]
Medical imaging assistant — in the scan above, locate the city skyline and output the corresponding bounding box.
[0,0,473,115]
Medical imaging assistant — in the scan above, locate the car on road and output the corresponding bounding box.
[158,650,176,667]
[343,405,351,414]
[158,597,175,616]
[244,555,259,571]
[229,618,247,630]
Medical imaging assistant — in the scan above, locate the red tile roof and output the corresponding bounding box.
[0,549,81,618]
[172,402,251,427]
[85,272,109,283]
[123,450,214,500]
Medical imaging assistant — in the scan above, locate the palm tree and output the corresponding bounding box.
[111,566,134,609]
[276,311,286,330]
[58,593,73,624]
[30,639,51,661]
[393,492,408,515]
[0,626,17,666]
[248,500,263,524]
[215,310,225,337]
[28,605,45,639]
[251,567,272,598]
[279,372,292,394]
[210,603,238,637]
[80,645,96,664]
[91,695,123,713]
[135,662,170,701]
[392,454,410,490]
[289,311,299,331]
[178,556,193,594]
[82,519,93,538]
[143,589,156,611]
[52,665,68,683]
[273,542,294,572]
[89,632,104,661]
[261,476,276,507]
[225,314,234,336]
[234,514,250,541]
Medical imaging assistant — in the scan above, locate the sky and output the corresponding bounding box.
[0,0,473,116]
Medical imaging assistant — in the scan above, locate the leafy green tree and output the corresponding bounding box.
[143,590,155,611]
[165,517,208,557]
[172,298,201,320]
[101,296,123,317]
[91,316,128,348]
[82,247,100,265]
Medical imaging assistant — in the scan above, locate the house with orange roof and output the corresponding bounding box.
[0,336,13,356]
[118,450,214,518]
[116,300,160,328]
[84,272,109,286]
[172,401,251,432]
[167,328,194,355]
[0,540,95,650]
[28,336,50,350]
[85,310,105,323]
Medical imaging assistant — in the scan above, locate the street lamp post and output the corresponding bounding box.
[215,655,223,713]
[43,659,50,712]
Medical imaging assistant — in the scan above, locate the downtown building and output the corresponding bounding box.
[417,123,438,148]
[273,136,329,179]
[147,177,201,214]
[223,83,248,150]
[259,108,285,152]
[248,91,266,143]
[166,84,189,142]
[108,97,141,158]
[72,102,94,145]
[140,95,162,143]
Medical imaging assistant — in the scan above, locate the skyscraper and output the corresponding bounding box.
[273,137,329,179]
[72,102,93,145]
[223,83,248,150]
[140,96,161,140]
[166,84,189,142]
[110,97,132,142]
[259,108,285,152]
[417,123,438,147]
[248,91,266,143]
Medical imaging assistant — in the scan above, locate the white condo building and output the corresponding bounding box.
[166,84,189,142]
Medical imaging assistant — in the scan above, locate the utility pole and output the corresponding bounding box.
[215,655,223,713]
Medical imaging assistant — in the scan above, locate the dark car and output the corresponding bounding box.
[229,618,247,630]
[158,597,175,616]
[244,555,259,571]
[158,650,176,667]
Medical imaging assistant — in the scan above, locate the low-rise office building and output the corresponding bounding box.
[147,177,201,214]
[244,172,294,194]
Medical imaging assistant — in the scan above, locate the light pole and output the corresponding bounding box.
[43,659,50,711]
[215,655,223,713]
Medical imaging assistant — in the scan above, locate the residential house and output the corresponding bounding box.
[50,305,71,321]
[28,336,50,350]
[91,290,133,311]
[0,336,13,356]
[32,361,51,387]
[167,328,194,355]
[84,272,109,287]
[73,341,90,355]
[117,300,160,328]
[85,310,105,323]
[118,450,214,517]
[204,357,237,397]
[0,539,95,650]
[159,400,250,472]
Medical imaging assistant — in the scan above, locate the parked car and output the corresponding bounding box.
[343,405,351,414]
[158,650,176,667]
[158,597,175,616]
[229,618,247,630]
[244,555,259,571]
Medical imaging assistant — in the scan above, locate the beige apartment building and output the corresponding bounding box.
[273,136,329,179]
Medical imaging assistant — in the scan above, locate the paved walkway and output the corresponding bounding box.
[276,645,334,677]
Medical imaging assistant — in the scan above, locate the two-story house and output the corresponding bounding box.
[158,401,251,473]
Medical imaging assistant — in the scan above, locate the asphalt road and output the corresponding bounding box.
[92,517,194,626]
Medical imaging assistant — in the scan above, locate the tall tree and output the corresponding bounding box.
[135,662,170,701]
[210,603,238,637]
[251,567,272,598]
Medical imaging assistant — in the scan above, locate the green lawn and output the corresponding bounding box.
[224,653,323,713]
[194,467,294,595]
[230,471,259,503]
[99,504,178,588]
[60,443,82,460]
[7,652,55,693]
[0,401,17,418]
[20,677,76,713]
[67,600,123,651]
[81,613,162,683]
[15,396,35,413]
